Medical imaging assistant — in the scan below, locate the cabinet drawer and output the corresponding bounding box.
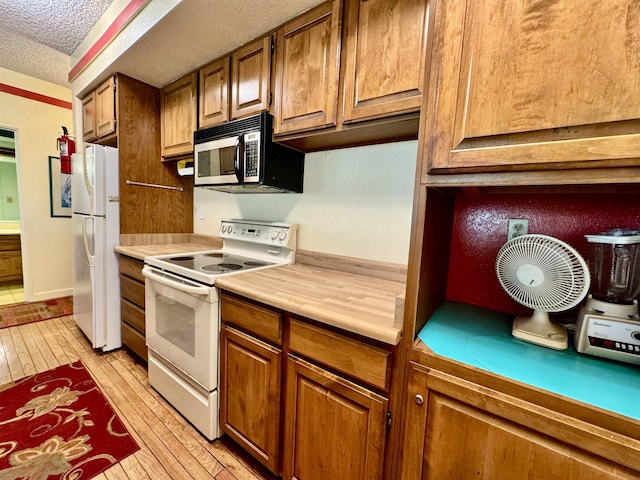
[0,251,22,277]
[119,255,144,283]
[120,274,145,309]
[122,321,147,361]
[289,317,392,391]
[0,235,21,252]
[221,293,283,345]
[121,298,145,334]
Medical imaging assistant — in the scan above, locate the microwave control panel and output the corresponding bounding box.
[244,132,260,180]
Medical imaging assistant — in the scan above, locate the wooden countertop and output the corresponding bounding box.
[115,240,405,345]
[115,234,222,260]
[115,242,221,260]
[216,263,405,345]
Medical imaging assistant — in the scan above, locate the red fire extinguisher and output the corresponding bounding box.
[57,126,75,174]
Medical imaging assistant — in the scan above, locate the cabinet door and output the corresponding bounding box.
[273,0,342,135]
[231,36,272,120]
[161,72,197,158]
[282,355,387,480]
[342,0,429,123]
[95,76,116,139]
[199,57,230,128]
[81,91,97,142]
[400,362,640,480]
[220,325,281,474]
[423,0,640,175]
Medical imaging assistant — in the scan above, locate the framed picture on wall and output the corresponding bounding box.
[48,156,71,217]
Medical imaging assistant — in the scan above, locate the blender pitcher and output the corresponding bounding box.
[586,229,640,305]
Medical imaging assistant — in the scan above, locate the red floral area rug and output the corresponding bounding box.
[0,296,73,329]
[0,361,139,480]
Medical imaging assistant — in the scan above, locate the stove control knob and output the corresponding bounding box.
[279,230,287,241]
[271,230,278,240]
[632,331,640,341]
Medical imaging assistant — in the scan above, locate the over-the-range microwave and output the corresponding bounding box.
[193,112,305,193]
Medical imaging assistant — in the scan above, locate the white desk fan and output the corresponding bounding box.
[495,234,590,350]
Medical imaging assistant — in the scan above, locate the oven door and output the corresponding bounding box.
[142,266,219,390]
[194,136,241,186]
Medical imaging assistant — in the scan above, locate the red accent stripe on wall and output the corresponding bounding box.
[68,0,148,82]
[0,83,72,109]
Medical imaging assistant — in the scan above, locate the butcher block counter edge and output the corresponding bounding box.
[216,262,405,346]
[115,233,222,260]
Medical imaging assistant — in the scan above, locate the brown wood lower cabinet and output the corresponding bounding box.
[283,355,388,480]
[219,325,282,473]
[400,358,640,480]
[118,255,147,361]
[0,235,22,283]
[219,292,393,479]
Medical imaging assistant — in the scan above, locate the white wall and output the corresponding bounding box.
[194,140,418,265]
[0,67,73,301]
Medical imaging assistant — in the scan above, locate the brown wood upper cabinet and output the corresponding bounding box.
[231,35,272,120]
[199,57,230,128]
[273,0,343,135]
[199,35,272,129]
[422,0,640,176]
[81,76,116,143]
[160,72,197,159]
[341,0,429,123]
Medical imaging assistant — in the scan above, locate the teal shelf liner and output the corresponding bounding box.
[417,302,640,421]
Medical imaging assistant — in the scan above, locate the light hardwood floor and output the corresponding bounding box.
[0,316,276,480]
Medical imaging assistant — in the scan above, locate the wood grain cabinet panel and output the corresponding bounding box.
[220,325,282,473]
[161,72,197,159]
[273,0,343,135]
[423,0,640,175]
[118,255,147,361]
[81,76,115,143]
[199,57,230,128]
[94,76,116,140]
[283,355,388,480]
[0,235,22,283]
[400,361,640,480]
[81,91,97,142]
[231,36,272,120]
[341,0,429,123]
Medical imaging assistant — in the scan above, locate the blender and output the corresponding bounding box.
[574,229,640,364]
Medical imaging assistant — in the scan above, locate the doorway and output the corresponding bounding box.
[0,128,24,306]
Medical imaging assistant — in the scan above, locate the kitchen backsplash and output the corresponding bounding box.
[193,140,418,266]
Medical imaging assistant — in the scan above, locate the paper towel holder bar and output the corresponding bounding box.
[125,180,184,192]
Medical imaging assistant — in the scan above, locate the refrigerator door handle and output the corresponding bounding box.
[82,217,95,267]
[83,148,95,211]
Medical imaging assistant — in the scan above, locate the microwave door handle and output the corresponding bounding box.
[234,136,244,183]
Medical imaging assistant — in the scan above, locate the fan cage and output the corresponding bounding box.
[496,234,590,312]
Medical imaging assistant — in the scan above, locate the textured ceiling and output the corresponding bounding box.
[0,0,322,89]
[0,0,114,55]
[0,0,114,86]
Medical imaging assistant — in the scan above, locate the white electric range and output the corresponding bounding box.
[142,219,297,440]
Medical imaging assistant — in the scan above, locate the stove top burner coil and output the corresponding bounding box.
[169,256,196,262]
[204,252,224,258]
[243,261,268,267]
[202,263,243,272]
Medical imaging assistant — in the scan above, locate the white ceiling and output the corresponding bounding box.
[0,0,323,89]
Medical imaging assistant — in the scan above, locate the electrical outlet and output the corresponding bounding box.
[507,219,529,241]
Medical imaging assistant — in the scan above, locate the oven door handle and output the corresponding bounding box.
[142,266,210,295]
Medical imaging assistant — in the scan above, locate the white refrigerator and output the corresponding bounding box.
[71,144,121,351]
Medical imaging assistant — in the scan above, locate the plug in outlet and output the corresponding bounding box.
[507,219,528,241]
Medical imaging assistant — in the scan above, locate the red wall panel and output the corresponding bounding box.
[446,192,640,316]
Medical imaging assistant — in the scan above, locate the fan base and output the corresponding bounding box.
[512,315,568,350]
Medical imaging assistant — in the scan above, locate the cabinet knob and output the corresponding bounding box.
[415,394,424,405]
